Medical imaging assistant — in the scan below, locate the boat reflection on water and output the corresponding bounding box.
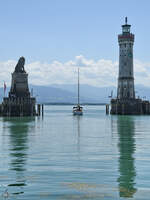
[76,115,81,152]
[116,116,137,198]
[73,115,82,152]
[3,117,35,189]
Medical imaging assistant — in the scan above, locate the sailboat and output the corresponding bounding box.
[73,68,83,115]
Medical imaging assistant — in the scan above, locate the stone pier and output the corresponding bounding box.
[111,99,150,115]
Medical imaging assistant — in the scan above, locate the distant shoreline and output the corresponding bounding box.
[43,103,107,105]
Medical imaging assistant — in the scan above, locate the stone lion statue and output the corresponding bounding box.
[15,57,25,73]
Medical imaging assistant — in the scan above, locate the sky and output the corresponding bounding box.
[0,0,150,87]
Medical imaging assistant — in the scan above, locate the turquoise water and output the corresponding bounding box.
[0,105,150,199]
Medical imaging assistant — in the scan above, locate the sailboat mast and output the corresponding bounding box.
[78,67,80,105]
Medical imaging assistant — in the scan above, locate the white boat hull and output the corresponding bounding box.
[73,110,83,115]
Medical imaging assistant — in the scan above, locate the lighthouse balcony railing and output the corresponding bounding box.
[118,33,134,41]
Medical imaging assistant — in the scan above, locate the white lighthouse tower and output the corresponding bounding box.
[111,18,150,115]
[117,17,135,99]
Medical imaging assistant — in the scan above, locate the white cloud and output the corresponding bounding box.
[0,56,150,87]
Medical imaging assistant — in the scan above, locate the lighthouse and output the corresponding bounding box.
[117,17,135,99]
[110,18,150,115]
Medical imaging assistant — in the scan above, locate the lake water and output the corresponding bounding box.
[0,105,150,200]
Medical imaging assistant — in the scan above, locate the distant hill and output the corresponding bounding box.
[1,84,150,104]
[30,84,111,103]
[28,84,150,103]
[51,84,116,103]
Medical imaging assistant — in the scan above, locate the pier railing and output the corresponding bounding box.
[3,97,36,105]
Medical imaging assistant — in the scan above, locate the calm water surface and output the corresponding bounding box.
[0,105,150,199]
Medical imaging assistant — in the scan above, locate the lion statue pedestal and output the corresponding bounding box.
[1,57,36,116]
[9,57,30,98]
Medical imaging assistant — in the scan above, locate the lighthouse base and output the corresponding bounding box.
[110,98,150,115]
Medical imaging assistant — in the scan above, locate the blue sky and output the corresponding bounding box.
[0,0,150,63]
[0,0,150,88]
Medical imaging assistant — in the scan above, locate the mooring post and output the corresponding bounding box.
[9,102,11,117]
[20,104,22,117]
[122,103,124,115]
[115,103,118,114]
[37,104,41,116]
[106,104,109,115]
[31,104,32,116]
[140,103,143,115]
[146,103,149,114]
[42,104,44,116]
[145,103,147,114]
